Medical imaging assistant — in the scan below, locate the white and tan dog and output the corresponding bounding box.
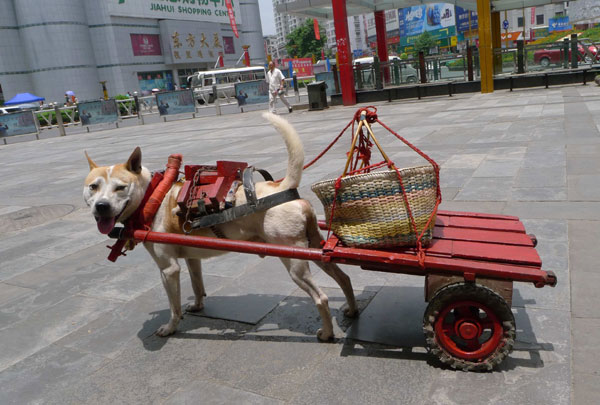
[83,113,357,339]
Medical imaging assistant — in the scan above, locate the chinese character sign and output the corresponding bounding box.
[549,17,571,32]
[281,58,314,78]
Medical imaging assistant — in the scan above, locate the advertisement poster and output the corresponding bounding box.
[455,6,478,33]
[280,58,314,78]
[77,100,119,126]
[108,0,242,25]
[549,17,572,32]
[315,72,336,96]
[234,80,269,105]
[398,3,456,47]
[155,90,196,116]
[137,71,174,93]
[223,36,235,54]
[130,34,162,56]
[0,111,38,138]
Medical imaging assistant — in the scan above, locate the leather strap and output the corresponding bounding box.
[190,188,300,229]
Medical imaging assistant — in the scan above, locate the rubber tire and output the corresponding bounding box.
[406,76,418,83]
[423,283,515,372]
[540,57,550,68]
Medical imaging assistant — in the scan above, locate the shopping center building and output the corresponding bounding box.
[0,0,265,104]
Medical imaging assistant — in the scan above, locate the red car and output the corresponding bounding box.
[533,43,599,67]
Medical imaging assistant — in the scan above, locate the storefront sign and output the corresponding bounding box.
[109,0,242,24]
[160,19,240,64]
[155,90,196,116]
[131,34,162,56]
[77,100,119,126]
[0,111,38,138]
[234,80,269,105]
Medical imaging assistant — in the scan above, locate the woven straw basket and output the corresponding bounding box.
[311,165,438,249]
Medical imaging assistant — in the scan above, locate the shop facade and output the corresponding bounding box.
[0,0,264,104]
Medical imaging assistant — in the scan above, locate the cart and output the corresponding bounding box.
[107,108,556,371]
[109,207,555,371]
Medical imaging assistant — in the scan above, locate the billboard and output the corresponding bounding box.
[155,90,196,116]
[77,100,119,126]
[281,58,314,77]
[0,111,38,138]
[398,3,456,47]
[108,0,242,24]
[315,72,336,96]
[455,6,478,33]
[549,17,572,32]
[131,34,162,56]
[234,80,269,105]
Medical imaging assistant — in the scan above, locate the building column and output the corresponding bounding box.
[332,0,356,105]
[491,11,502,75]
[374,10,390,83]
[476,0,493,93]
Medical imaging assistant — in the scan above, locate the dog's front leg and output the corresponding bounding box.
[156,258,182,337]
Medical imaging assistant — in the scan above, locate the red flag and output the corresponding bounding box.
[313,19,320,40]
[225,0,239,38]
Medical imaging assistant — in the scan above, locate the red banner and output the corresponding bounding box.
[130,34,162,56]
[314,19,320,40]
[530,7,535,25]
[281,58,314,77]
[225,0,239,38]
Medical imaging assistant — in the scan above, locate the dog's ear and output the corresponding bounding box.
[84,151,98,171]
[126,147,142,174]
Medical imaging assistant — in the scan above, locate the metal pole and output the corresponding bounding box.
[467,44,474,81]
[517,40,525,74]
[293,73,299,103]
[571,33,578,69]
[563,38,569,69]
[54,105,66,136]
[419,51,427,83]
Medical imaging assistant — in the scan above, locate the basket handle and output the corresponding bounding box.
[341,110,395,177]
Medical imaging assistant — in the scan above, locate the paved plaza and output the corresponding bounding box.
[1,85,599,404]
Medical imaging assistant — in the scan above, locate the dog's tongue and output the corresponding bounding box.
[97,217,116,234]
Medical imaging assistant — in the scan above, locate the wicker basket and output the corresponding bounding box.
[311,165,438,248]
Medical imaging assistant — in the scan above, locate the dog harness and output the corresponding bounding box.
[107,155,300,262]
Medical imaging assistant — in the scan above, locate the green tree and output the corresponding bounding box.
[285,19,326,58]
[413,31,436,56]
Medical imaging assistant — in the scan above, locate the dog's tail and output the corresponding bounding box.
[262,112,304,190]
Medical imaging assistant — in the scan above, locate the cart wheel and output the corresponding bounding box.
[423,283,515,371]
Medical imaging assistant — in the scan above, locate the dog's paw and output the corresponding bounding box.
[341,303,359,318]
[156,323,177,337]
[316,328,334,342]
[185,302,204,312]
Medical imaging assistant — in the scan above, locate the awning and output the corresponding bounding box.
[4,92,45,105]
[500,32,523,42]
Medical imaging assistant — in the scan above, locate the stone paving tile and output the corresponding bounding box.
[0,344,110,405]
[455,177,514,201]
[164,380,285,405]
[512,187,567,201]
[0,295,117,372]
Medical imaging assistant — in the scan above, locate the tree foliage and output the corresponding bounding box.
[285,19,326,58]
[414,31,436,55]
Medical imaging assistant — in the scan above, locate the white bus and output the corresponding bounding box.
[187,66,266,104]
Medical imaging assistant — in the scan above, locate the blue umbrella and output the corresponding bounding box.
[4,92,45,105]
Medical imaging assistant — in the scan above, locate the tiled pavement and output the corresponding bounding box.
[1,84,599,404]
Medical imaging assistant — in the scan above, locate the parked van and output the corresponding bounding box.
[354,56,419,84]
[187,66,266,104]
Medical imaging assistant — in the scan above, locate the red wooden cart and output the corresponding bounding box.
[111,208,555,371]
[108,108,556,371]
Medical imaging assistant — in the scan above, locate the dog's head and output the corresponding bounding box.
[83,147,151,234]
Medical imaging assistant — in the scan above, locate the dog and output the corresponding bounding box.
[83,113,357,339]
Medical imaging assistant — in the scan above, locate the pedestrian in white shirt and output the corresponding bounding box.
[266,61,292,114]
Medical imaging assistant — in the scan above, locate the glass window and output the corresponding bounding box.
[204,76,213,86]
[536,14,544,25]
[517,17,523,27]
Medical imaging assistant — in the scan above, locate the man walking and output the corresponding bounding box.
[267,61,292,114]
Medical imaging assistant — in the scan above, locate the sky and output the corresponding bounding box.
[258,0,276,36]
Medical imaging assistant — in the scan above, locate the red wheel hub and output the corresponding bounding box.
[434,300,503,361]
